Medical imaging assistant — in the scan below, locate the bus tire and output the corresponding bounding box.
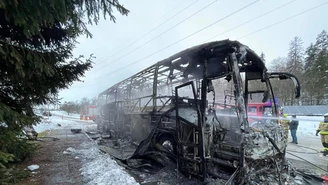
[158,134,177,154]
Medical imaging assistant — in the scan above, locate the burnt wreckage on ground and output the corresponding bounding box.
[96,40,301,184]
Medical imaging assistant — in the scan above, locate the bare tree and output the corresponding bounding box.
[287,37,304,74]
[269,57,292,106]
[91,97,98,105]
[80,97,91,106]
[287,37,304,105]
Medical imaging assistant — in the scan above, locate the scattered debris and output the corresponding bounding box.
[65,147,76,153]
[71,129,82,133]
[63,151,70,154]
[101,134,111,139]
[85,131,103,140]
[96,138,106,145]
[52,137,60,141]
[27,165,39,171]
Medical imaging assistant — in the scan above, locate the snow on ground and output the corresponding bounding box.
[285,116,328,171]
[285,115,323,150]
[292,116,323,139]
[34,113,96,133]
[64,142,139,185]
[51,110,81,119]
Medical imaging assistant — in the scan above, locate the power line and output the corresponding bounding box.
[203,0,298,43]
[73,1,327,89]
[93,0,197,65]
[146,0,188,28]
[94,0,259,77]
[71,0,259,88]
[237,2,328,40]
[93,0,220,72]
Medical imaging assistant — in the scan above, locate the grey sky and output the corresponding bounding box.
[59,0,328,102]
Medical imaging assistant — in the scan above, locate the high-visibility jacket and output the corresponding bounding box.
[280,119,290,130]
[318,122,328,135]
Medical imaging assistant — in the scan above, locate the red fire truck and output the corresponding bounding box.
[80,105,98,121]
[247,98,281,125]
[212,98,280,126]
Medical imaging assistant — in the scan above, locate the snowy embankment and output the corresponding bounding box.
[285,116,328,171]
[34,112,96,133]
[294,116,322,138]
[51,110,81,119]
[64,142,139,185]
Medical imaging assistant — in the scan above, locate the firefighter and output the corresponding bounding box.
[280,113,290,140]
[316,113,328,156]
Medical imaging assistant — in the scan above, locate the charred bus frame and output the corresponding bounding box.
[97,40,301,183]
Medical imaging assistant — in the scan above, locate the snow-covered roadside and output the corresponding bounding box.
[285,116,328,171]
[64,142,139,185]
[51,110,81,119]
[285,116,323,150]
[292,116,322,138]
[33,114,96,133]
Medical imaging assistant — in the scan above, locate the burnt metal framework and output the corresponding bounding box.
[99,40,266,113]
[98,40,268,142]
[98,40,301,183]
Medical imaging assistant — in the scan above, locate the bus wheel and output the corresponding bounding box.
[158,135,176,154]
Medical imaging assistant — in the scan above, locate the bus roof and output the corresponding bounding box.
[99,39,266,97]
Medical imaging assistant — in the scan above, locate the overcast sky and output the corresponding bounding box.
[59,0,328,102]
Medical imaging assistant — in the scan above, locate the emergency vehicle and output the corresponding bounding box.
[248,98,281,125]
[80,105,98,121]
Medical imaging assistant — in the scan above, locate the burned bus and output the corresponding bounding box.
[97,40,301,184]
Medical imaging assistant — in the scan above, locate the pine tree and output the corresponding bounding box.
[302,30,328,105]
[81,97,91,106]
[303,43,319,105]
[0,0,129,168]
[304,43,318,69]
[312,30,328,104]
[315,30,328,51]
